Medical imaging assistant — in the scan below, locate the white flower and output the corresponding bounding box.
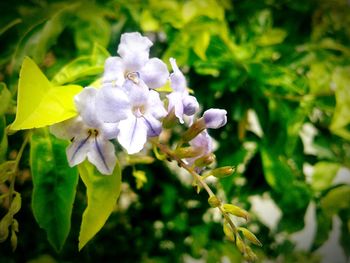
[50,87,119,175]
[103,32,169,89]
[96,80,167,154]
[203,108,227,129]
[167,58,199,124]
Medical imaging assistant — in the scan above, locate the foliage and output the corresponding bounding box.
[0,0,349,262]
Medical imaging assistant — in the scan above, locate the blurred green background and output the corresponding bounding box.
[0,0,350,262]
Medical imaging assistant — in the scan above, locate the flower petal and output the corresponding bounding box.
[183,95,199,116]
[101,122,119,140]
[87,137,117,175]
[203,108,227,129]
[95,86,130,123]
[127,81,149,107]
[50,117,85,140]
[102,56,125,86]
[139,58,169,89]
[148,90,167,119]
[117,115,148,154]
[74,87,101,127]
[169,58,187,93]
[142,113,162,137]
[66,135,91,167]
[167,92,184,124]
[117,32,152,71]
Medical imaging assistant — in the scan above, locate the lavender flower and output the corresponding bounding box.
[186,130,214,166]
[103,32,169,89]
[203,109,227,129]
[96,80,167,154]
[50,88,119,175]
[167,58,199,123]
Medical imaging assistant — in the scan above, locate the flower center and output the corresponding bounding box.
[132,105,146,118]
[88,129,99,137]
[126,71,140,84]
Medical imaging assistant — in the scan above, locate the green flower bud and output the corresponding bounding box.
[174,147,202,159]
[223,223,235,242]
[208,196,221,208]
[238,227,262,247]
[194,154,216,167]
[236,235,246,254]
[181,119,206,142]
[211,166,235,178]
[223,204,249,220]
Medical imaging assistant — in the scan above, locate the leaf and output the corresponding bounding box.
[10,57,82,130]
[78,160,121,250]
[321,185,350,216]
[330,67,350,140]
[311,162,340,191]
[0,82,11,116]
[51,43,109,86]
[30,128,79,251]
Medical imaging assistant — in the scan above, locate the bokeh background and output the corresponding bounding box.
[0,0,350,262]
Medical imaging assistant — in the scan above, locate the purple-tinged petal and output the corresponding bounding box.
[87,137,116,175]
[142,113,162,137]
[203,108,227,129]
[127,82,149,107]
[66,134,91,167]
[101,122,119,140]
[102,57,125,85]
[117,115,148,154]
[147,90,167,119]
[167,92,184,124]
[74,87,101,128]
[139,58,169,89]
[50,117,85,140]
[190,130,213,156]
[95,86,130,123]
[183,95,199,116]
[117,32,152,71]
[169,58,187,93]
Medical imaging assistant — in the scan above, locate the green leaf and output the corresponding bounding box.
[311,162,340,191]
[330,67,350,140]
[0,82,11,116]
[30,128,79,251]
[321,185,350,216]
[10,57,82,130]
[51,43,109,86]
[78,160,121,250]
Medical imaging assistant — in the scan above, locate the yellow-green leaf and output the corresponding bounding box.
[78,160,121,250]
[10,57,82,131]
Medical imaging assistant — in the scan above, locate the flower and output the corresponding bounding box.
[96,80,167,154]
[103,32,169,89]
[167,58,199,124]
[185,130,214,166]
[203,108,227,129]
[50,87,119,175]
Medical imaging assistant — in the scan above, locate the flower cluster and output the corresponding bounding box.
[51,32,227,175]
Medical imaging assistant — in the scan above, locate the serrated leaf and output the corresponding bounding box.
[10,57,82,130]
[78,160,121,250]
[30,128,79,252]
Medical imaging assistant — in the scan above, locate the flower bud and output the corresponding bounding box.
[203,109,227,129]
[236,235,246,254]
[223,222,235,242]
[174,147,202,159]
[181,119,206,142]
[208,196,221,208]
[211,166,235,178]
[183,95,199,116]
[238,227,262,247]
[223,204,249,220]
[194,154,216,167]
